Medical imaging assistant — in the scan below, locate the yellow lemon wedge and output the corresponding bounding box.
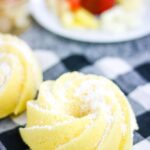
[20,72,137,150]
[61,8,99,29]
[0,34,42,118]
[74,9,99,29]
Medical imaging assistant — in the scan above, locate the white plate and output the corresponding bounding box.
[30,0,150,43]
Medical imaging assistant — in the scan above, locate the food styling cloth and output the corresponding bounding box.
[0,24,150,150]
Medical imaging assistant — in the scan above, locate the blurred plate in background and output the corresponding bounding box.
[30,0,150,43]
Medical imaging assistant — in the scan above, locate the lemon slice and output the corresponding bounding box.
[0,34,42,118]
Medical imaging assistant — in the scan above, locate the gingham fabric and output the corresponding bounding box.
[0,47,149,150]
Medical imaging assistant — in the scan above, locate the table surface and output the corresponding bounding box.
[0,21,150,150]
[20,22,150,59]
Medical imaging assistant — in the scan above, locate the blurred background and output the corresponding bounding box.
[0,0,30,34]
[0,0,150,150]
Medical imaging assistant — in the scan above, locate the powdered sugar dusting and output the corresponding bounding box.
[0,62,11,75]
[0,62,11,89]
[121,123,127,136]
[74,80,114,123]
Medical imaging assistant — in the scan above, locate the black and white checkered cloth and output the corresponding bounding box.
[0,48,150,150]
